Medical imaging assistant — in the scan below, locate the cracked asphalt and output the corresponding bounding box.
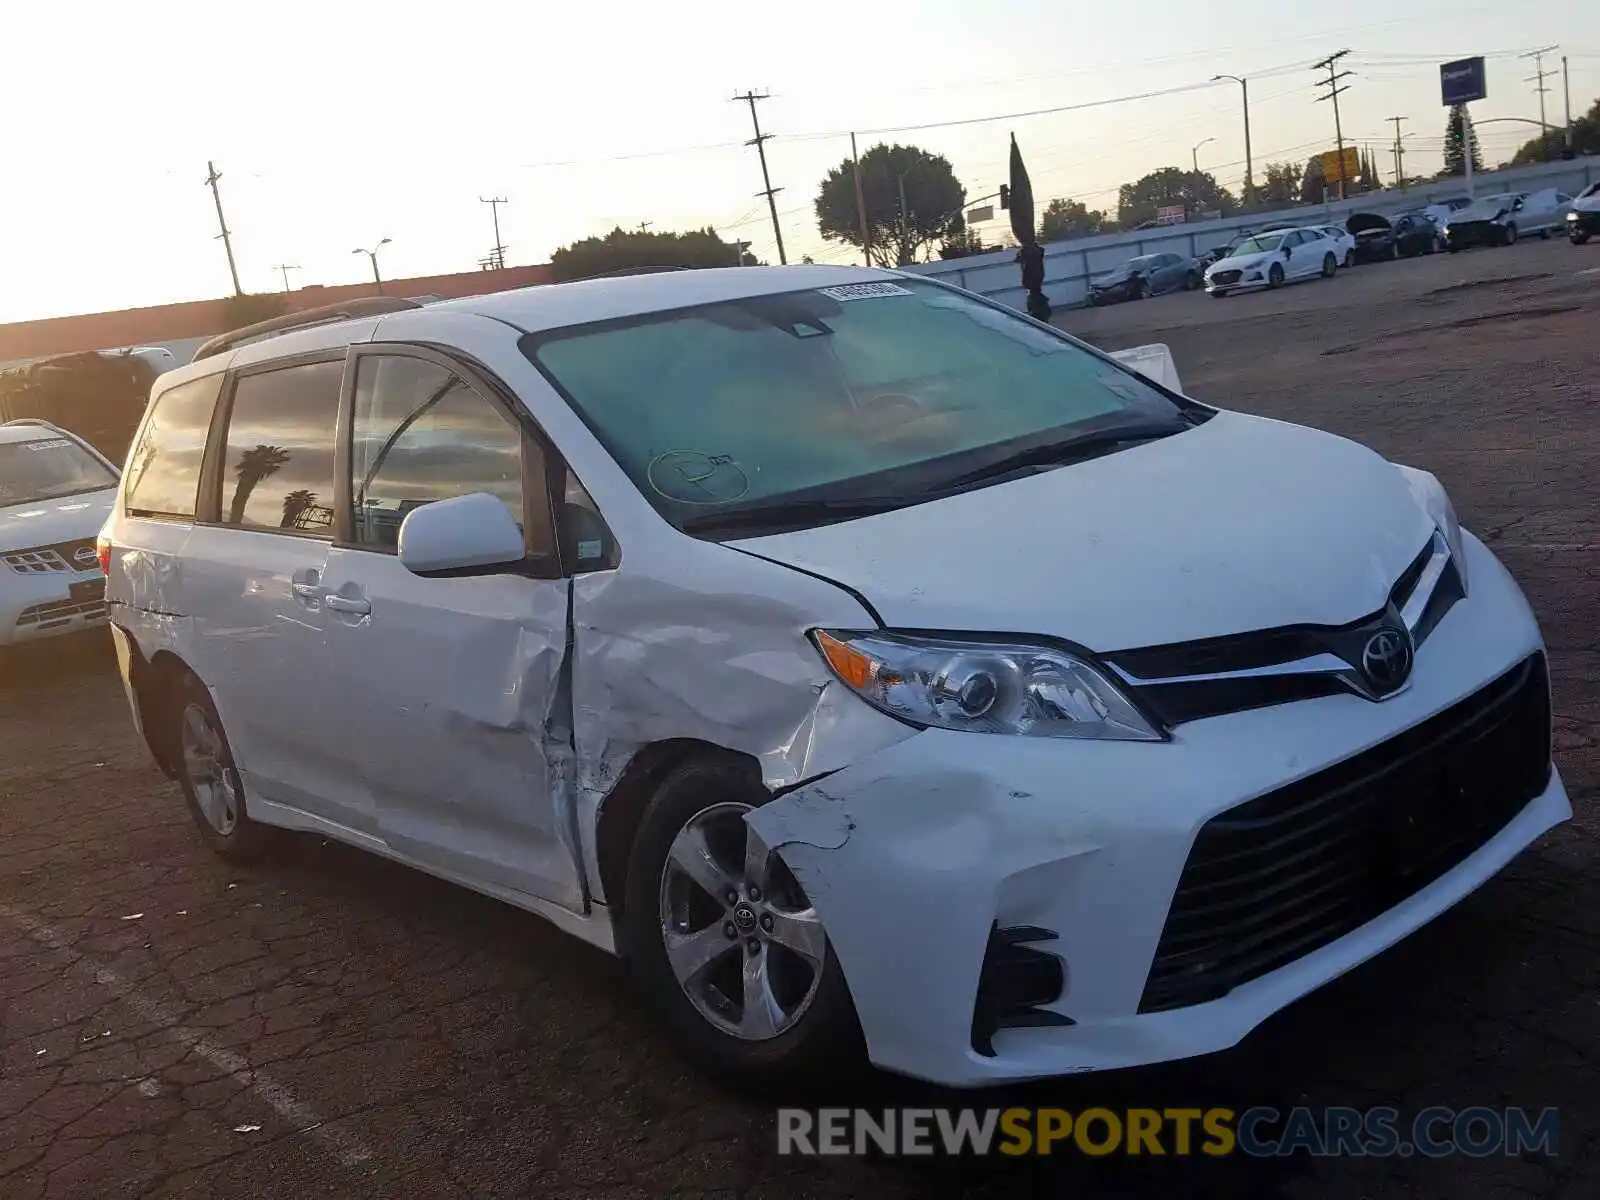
[2,237,1597,1198]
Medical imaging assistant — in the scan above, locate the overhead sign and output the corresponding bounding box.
[966,205,995,224]
[1155,205,1187,226]
[1440,56,1487,106]
[1319,146,1361,184]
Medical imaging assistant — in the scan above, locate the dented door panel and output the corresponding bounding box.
[318,545,583,909]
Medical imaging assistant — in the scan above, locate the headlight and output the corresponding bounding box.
[1395,464,1468,591]
[812,630,1163,741]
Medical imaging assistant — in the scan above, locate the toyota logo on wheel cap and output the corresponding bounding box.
[1361,627,1413,692]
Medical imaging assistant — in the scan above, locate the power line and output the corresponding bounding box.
[479,196,508,268]
[787,78,1225,142]
[733,90,787,265]
[203,160,243,297]
[1312,49,1354,200]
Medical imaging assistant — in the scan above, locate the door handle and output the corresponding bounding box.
[325,594,371,616]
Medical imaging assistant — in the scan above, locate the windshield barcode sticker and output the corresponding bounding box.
[818,281,914,301]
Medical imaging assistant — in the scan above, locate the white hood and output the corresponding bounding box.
[1208,250,1276,273]
[0,489,117,553]
[731,411,1434,651]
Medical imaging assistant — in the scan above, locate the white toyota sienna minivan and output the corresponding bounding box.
[101,268,1567,1088]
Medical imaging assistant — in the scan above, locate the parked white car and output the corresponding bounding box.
[1310,224,1357,267]
[102,270,1566,1088]
[0,420,119,647]
[1204,228,1340,296]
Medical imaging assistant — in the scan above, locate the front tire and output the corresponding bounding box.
[172,676,275,861]
[1502,224,1518,247]
[622,757,863,1086]
[1268,263,1285,288]
[1574,230,1592,246]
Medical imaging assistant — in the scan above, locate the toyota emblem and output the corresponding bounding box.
[1361,628,1413,692]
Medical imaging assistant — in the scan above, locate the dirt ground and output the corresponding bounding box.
[2,238,1597,1199]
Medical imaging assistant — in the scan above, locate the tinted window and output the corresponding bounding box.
[219,360,343,534]
[123,375,222,519]
[349,354,553,560]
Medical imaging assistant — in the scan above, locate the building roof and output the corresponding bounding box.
[0,263,554,368]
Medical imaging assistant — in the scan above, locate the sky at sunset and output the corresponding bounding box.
[2,1,1597,322]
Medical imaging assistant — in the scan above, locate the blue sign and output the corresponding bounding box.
[1440,57,1487,106]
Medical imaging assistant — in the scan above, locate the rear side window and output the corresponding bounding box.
[219,360,344,534]
[124,374,224,520]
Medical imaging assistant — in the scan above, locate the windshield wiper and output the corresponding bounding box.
[936,427,1178,489]
[680,495,920,536]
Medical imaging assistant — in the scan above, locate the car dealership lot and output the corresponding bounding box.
[2,240,1597,1198]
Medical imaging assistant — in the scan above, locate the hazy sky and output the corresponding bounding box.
[3,2,1596,323]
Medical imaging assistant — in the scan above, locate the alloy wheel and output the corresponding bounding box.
[180,704,238,836]
[658,802,825,1041]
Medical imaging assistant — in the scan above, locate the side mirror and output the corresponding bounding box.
[397,492,525,577]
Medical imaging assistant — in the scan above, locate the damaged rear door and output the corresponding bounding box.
[318,346,585,910]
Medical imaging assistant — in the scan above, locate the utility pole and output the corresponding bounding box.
[1521,45,1559,153]
[1212,75,1254,208]
[1562,55,1573,153]
[204,161,243,296]
[728,237,748,267]
[479,196,508,268]
[732,90,787,264]
[273,264,299,293]
[850,132,872,267]
[1311,50,1353,200]
[1388,116,1407,188]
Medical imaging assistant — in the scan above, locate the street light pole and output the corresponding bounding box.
[1192,136,1215,175]
[1212,75,1253,207]
[352,238,392,294]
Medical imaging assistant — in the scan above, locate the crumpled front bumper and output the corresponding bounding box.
[748,531,1568,1086]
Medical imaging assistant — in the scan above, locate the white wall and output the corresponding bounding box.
[903,157,1600,311]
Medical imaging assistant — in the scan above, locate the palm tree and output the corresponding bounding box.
[279,489,317,529]
[228,444,290,525]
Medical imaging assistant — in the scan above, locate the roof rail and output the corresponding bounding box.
[192,296,424,362]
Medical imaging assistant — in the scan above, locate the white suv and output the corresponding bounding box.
[1,419,120,647]
[103,271,1566,1088]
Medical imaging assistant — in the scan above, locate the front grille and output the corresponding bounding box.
[3,538,98,574]
[1212,270,1242,285]
[15,581,108,629]
[1140,653,1551,1013]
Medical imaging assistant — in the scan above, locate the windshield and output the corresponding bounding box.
[0,436,118,505]
[1230,234,1284,256]
[524,279,1194,534]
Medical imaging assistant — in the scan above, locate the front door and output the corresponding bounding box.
[317,347,585,909]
